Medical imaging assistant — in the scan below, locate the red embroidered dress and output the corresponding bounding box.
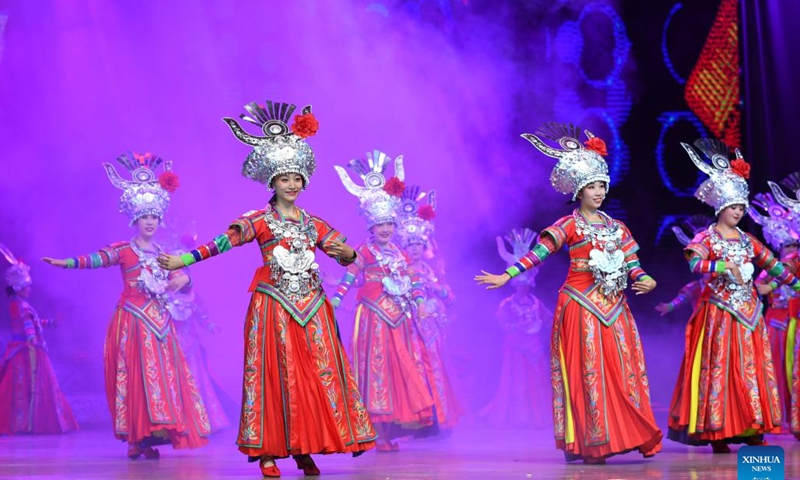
[668,227,800,444]
[755,268,798,425]
[65,241,210,448]
[168,288,231,432]
[505,209,662,460]
[180,207,376,459]
[0,296,78,434]
[332,241,435,436]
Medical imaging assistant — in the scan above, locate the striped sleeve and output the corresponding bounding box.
[752,236,800,290]
[65,243,123,269]
[505,219,568,278]
[180,213,259,267]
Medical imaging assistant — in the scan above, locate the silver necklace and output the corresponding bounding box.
[265,205,321,302]
[708,226,754,310]
[368,242,413,315]
[130,238,170,308]
[572,210,627,296]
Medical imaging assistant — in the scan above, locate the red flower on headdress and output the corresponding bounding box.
[584,137,608,156]
[383,177,405,197]
[158,171,180,192]
[730,159,751,179]
[418,205,436,221]
[291,113,319,138]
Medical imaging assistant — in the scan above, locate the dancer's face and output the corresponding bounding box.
[718,204,745,228]
[781,243,798,259]
[370,222,395,244]
[405,243,425,261]
[577,181,606,210]
[136,215,160,240]
[272,173,304,204]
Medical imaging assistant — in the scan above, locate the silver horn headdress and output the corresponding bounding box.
[681,138,750,214]
[497,228,540,285]
[521,122,610,200]
[103,152,177,225]
[334,150,405,227]
[768,172,800,233]
[0,243,32,292]
[749,191,799,251]
[395,185,436,247]
[223,100,318,189]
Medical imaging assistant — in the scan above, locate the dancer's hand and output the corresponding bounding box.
[42,257,67,268]
[724,262,744,284]
[654,302,673,316]
[158,253,184,271]
[325,240,355,261]
[474,271,510,290]
[756,283,773,296]
[632,277,656,295]
[167,275,190,292]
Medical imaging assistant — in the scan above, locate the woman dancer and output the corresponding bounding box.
[476,123,662,464]
[479,229,551,428]
[667,140,800,452]
[0,245,78,435]
[749,191,799,429]
[331,151,435,452]
[396,186,463,433]
[158,101,375,477]
[42,153,210,458]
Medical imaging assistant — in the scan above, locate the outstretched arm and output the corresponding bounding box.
[159,221,255,271]
[43,243,123,269]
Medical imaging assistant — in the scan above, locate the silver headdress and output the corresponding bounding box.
[395,186,436,247]
[497,228,539,285]
[0,244,32,292]
[103,152,176,225]
[335,150,405,227]
[768,172,800,233]
[749,192,799,250]
[671,214,714,247]
[521,122,610,200]
[681,138,750,215]
[223,100,317,189]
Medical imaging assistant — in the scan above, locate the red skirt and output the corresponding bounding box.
[551,293,662,459]
[765,308,791,425]
[352,303,434,437]
[236,291,376,458]
[104,307,210,448]
[0,341,78,435]
[668,300,781,444]
[414,315,464,430]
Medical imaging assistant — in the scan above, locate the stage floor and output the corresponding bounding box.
[1,427,797,479]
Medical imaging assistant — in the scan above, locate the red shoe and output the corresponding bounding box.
[294,455,321,476]
[711,441,731,454]
[260,458,281,478]
[582,456,606,465]
[142,447,160,460]
[127,443,142,460]
[376,441,394,453]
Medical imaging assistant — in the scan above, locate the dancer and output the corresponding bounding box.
[158,101,375,477]
[165,230,232,433]
[0,245,78,435]
[667,140,800,452]
[475,123,662,464]
[396,186,463,432]
[654,215,713,317]
[749,191,799,429]
[42,153,210,459]
[479,229,551,428]
[331,151,435,452]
